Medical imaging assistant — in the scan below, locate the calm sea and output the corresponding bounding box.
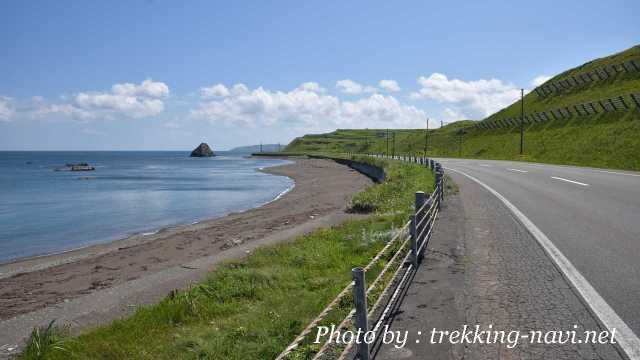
[0,151,293,263]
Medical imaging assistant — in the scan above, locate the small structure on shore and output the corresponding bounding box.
[190,143,215,157]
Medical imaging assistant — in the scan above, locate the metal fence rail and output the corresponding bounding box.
[276,154,445,360]
[475,92,640,130]
[533,58,640,98]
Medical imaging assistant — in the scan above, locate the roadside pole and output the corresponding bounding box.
[520,88,524,155]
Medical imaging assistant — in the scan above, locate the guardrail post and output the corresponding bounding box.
[435,163,444,204]
[410,215,418,267]
[415,191,426,249]
[352,267,370,360]
[435,167,442,210]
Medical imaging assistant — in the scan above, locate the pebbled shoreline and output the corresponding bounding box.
[0,158,373,354]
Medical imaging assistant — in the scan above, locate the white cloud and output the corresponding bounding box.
[231,84,249,95]
[0,96,15,121]
[443,107,466,121]
[410,73,521,119]
[336,79,377,95]
[378,79,400,92]
[74,92,165,118]
[200,84,230,98]
[296,82,326,93]
[31,79,169,120]
[32,103,94,120]
[191,83,426,129]
[531,75,552,87]
[112,79,169,98]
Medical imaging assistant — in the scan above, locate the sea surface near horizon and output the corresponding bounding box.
[0,151,293,263]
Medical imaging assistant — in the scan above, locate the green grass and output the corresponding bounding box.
[284,45,640,170]
[18,157,434,360]
[20,321,70,360]
[484,45,640,125]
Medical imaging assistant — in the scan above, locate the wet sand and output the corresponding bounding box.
[0,158,372,352]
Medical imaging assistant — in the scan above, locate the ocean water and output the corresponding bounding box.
[0,151,294,263]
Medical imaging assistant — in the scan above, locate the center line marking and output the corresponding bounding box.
[446,167,640,359]
[508,168,528,173]
[551,176,589,186]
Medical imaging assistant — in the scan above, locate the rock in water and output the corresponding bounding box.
[190,143,215,157]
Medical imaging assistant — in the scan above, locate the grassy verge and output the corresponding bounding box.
[18,157,434,360]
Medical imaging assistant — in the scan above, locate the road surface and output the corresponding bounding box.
[437,158,640,348]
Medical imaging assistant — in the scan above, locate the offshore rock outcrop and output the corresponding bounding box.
[190,143,215,157]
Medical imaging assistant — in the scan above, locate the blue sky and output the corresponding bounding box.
[1,0,638,150]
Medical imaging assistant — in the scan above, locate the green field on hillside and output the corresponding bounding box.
[285,45,640,170]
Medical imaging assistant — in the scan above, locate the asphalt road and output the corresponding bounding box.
[436,158,640,336]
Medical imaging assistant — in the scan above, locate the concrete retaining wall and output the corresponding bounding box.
[309,155,385,183]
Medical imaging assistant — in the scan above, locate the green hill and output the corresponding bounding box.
[286,45,640,170]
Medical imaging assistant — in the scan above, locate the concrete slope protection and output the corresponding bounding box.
[438,158,640,359]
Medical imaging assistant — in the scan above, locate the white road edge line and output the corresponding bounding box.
[446,167,640,360]
[595,170,640,177]
[551,176,589,187]
[508,168,528,173]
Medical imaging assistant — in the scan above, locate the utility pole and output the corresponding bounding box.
[278,143,281,152]
[260,142,263,153]
[392,132,396,157]
[520,88,524,155]
[424,118,429,155]
[386,129,389,155]
[457,129,466,157]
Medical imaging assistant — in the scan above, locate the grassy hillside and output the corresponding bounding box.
[483,45,640,126]
[286,45,640,170]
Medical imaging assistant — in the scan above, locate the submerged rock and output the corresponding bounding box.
[190,143,215,157]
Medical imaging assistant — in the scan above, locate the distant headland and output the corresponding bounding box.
[229,144,282,153]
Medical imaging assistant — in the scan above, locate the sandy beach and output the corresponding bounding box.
[0,158,372,351]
